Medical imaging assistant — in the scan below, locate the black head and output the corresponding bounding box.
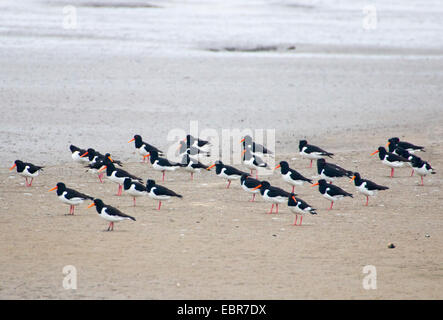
[91,198,105,212]
[10,160,24,171]
[317,179,327,186]
[56,182,66,190]
[259,180,271,189]
[134,135,142,141]
[240,173,251,182]
[123,178,132,189]
[317,158,326,166]
[388,137,400,145]
[149,150,159,160]
[242,135,253,144]
[279,161,289,169]
[146,179,156,190]
[299,140,308,150]
[288,192,298,205]
[14,160,24,166]
[186,134,195,142]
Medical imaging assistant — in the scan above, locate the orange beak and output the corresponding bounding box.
[350,176,356,182]
[240,138,245,143]
[108,156,113,162]
[98,165,107,172]
[386,142,390,147]
[241,149,246,155]
[274,164,281,170]
[291,195,297,202]
[48,186,58,192]
[370,150,379,156]
[80,151,88,158]
[143,153,150,159]
[128,138,135,143]
[311,182,319,187]
[251,184,262,191]
[87,203,96,208]
[206,164,215,170]
[9,163,16,170]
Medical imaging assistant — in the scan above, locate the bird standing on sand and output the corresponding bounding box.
[410,157,436,186]
[287,193,317,226]
[181,154,210,180]
[252,181,291,214]
[178,141,210,158]
[144,150,186,182]
[242,147,270,179]
[98,155,142,196]
[312,179,353,210]
[129,134,164,162]
[80,148,123,167]
[69,145,89,163]
[350,172,389,206]
[275,161,312,193]
[207,160,248,189]
[240,173,262,202]
[9,160,44,187]
[387,137,425,154]
[123,178,148,207]
[240,135,273,155]
[88,198,136,231]
[317,159,353,183]
[145,179,183,210]
[371,146,410,178]
[299,140,334,168]
[49,182,94,215]
[186,134,210,150]
[84,160,106,183]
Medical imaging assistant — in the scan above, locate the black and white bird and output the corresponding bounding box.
[275,161,312,193]
[181,154,210,180]
[390,146,418,176]
[145,179,183,210]
[84,160,106,183]
[178,140,210,158]
[350,172,389,206]
[144,150,186,182]
[98,156,142,196]
[252,181,291,214]
[240,173,262,202]
[9,160,44,187]
[80,148,123,167]
[410,157,436,186]
[242,147,270,178]
[88,198,136,231]
[299,140,334,168]
[287,193,317,226]
[317,159,353,183]
[312,179,353,210]
[123,178,148,206]
[49,182,93,215]
[240,135,273,155]
[185,134,211,152]
[387,137,425,154]
[207,160,248,189]
[371,147,410,178]
[129,134,164,162]
[69,145,89,163]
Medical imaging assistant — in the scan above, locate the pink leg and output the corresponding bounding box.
[299,216,303,226]
[111,222,114,231]
[117,185,123,196]
[293,215,298,226]
[29,178,33,186]
[226,180,231,189]
[98,173,104,183]
[72,205,75,215]
[292,186,295,193]
[275,204,279,214]
[421,176,424,186]
[133,197,136,207]
[365,196,369,206]
[158,201,162,210]
[410,169,414,177]
[162,171,165,182]
[390,168,394,178]
[250,194,255,202]
[309,160,313,168]
[268,204,274,214]
[191,172,194,181]
[328,202,334,210]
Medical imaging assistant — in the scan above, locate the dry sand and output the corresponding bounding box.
[1,1,443,300]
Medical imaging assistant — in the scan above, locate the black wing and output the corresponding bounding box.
[106,205,136,221]
[223,165,248,177]
[363,179,389,191]
[243,176,261,188]
[115,168,142,182]
[327,185,353,197]
[66,188,94,200]
[268,186,291,198]
[154,185,182,198]
[289,169,312,183]
[306,144,334,157]
[26,163,44,174]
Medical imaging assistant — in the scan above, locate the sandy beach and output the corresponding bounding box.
[0,0,442,299]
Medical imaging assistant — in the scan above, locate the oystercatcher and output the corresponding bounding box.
[9,160,44,187]
[240,173,261,202]
[88,198,136,231]
[387,137,425,154]
[299,140,334,168]
[241,135,273,155]
[129,134,164,162]
[49,182,93,215]
[80,148,123,166]
[242,147,270,178]
[185,134,210,151]
[98,156,142,196]
[144,150,186,182]
[123,178,147,206]
[390,146,417,176]
[317,159,353,183]
[207,160,248,188]
[350,172,389,206]
[287,193,317,226]
[312,179,353,210]
[410,157,436,186]
[145,179,183,210]
[178,141,210,158]
[371,147,410,177]
[84,160,106,183]
[252,181,291,214]
[181,154,210,180]
[275,161,312,193]
[69,145,89,163]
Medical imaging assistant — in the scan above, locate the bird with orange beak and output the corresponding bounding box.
[128,134,163,162]
[370,146,410,178]
[207,160,248,189]
[88,199,135,231]
[287,193,317,226]
[251,181,291,214]
[312,179,353,210]
[49,182,93,215]
[9,160,44,187]
[350,172,389,206]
